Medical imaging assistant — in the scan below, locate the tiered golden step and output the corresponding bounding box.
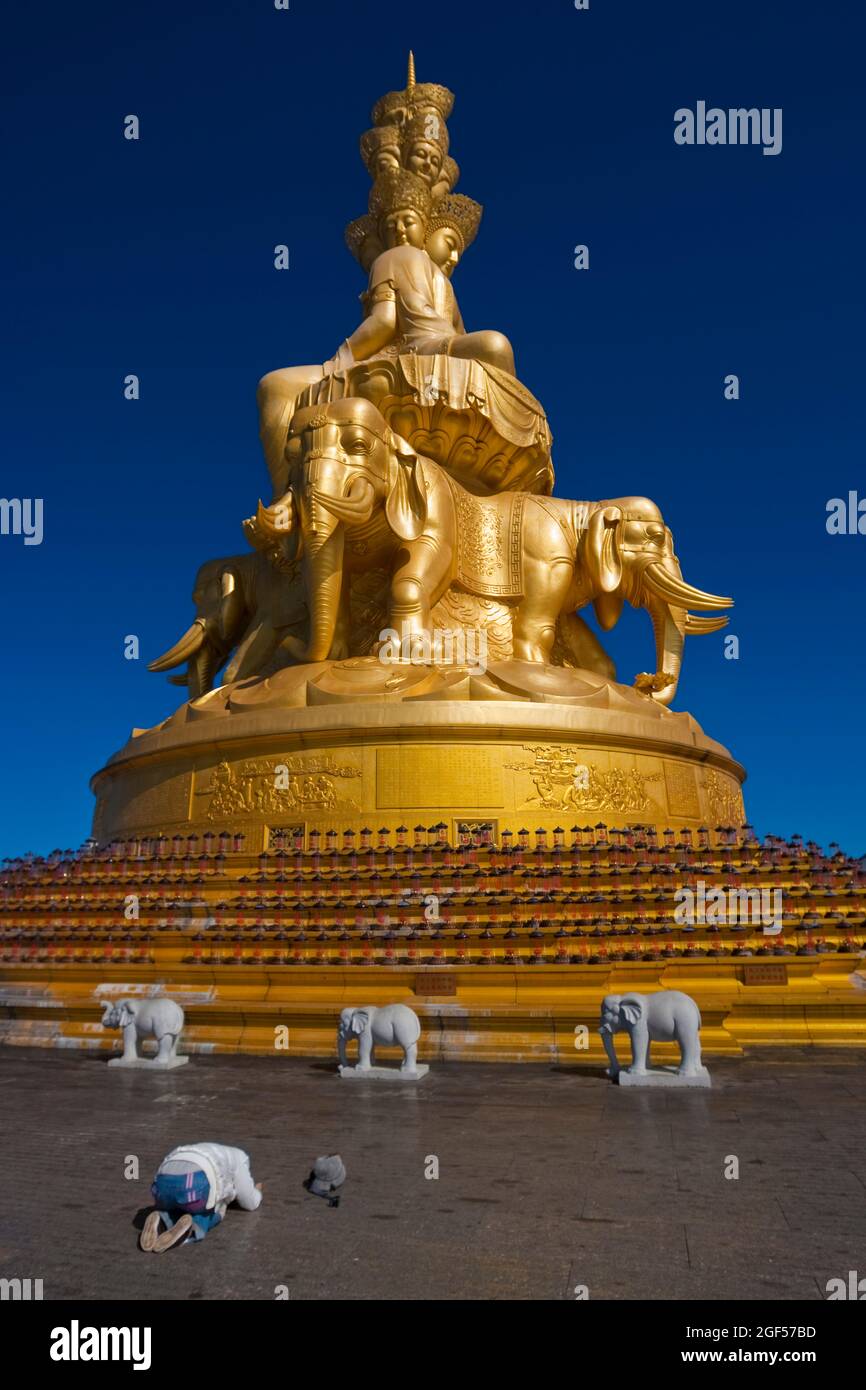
[2,824,864,1061]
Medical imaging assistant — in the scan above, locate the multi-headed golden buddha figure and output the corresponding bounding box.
[323,169,513,377]
[256,54,552,504]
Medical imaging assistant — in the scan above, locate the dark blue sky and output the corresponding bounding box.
[2,0,864,855]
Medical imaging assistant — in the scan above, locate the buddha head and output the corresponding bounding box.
[359,126,401,180]
[344,213,383,273]
[431,155,460,204]
[401,112,449,187]
[369,169,433,250]
[425,194,483,277]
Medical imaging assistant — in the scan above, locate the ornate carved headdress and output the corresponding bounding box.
[368,169,433,224]
[439,156,460,195]
[359,125,402,175]
[371,51,455,128]
[344,213,382,270]
[427,194,483,251]
[401,111,450,157]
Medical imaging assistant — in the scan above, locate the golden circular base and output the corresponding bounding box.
[91,661,746,847]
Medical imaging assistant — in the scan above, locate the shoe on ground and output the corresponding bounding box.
[140,1210,163,1252]
[152,1213,194,1252]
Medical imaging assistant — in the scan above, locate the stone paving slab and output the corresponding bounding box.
[0,1046,863,1301]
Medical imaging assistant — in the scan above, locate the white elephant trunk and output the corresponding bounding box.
[600,1026,619,1073]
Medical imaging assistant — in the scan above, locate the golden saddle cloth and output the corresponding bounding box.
[446,479,526,598]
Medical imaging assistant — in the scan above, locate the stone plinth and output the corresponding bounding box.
[615,1065,711,1088]
[90,660,746,848]
[339,1064,429,1081]
[107,1055,189,1069]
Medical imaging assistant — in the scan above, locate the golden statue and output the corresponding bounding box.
[91,53,745,848]
[255,54,549,504]
[249,396,730,687]
[151,50,732,703]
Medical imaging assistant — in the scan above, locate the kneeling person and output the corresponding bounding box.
[141,1142,263,1252]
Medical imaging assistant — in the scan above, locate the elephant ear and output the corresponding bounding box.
[621,996,645,1027]
[118,1002,136,1028]
[592,591,624,632]
[350,1010,370,1036]
[585,506,623,595]
[219,566,245,643]
[385,432,427,542]
[101,1003,114,1024]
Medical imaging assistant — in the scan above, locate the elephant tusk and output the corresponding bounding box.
[256,497,293,538]
[148,619,207,672]
[684,613,729,634]
[642,562,733,612]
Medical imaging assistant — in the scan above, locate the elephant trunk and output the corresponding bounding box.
[647,595,686,707]
[194,633,231,699]
[312,477,375,527]
[337,1025,348,1067]
[635,554,732,705]
[600,1025,620,1074]
[304,528,345,661]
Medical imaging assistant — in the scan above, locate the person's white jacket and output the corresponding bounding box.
[157,1142,262,1213]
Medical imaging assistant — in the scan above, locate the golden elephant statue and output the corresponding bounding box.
[252,398,732,705]
[148,551,307,699]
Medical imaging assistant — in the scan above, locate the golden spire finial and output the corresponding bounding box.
[407,50,416,91]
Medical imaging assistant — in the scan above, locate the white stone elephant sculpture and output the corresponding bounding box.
[598,989,704,1080]
[338,1004,421,1075]
[101,997,187,1068]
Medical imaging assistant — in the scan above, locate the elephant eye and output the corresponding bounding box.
[347,438,370,454]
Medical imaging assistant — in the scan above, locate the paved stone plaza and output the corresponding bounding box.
[1,1047,864,1301]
